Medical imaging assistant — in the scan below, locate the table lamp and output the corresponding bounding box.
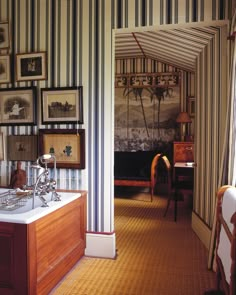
[176,111,192,141]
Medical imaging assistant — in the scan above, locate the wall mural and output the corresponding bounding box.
[115,73,180,152]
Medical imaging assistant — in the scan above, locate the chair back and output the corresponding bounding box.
[161,155,172,194]
[216,185,236,295]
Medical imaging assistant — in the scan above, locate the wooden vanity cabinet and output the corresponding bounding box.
[0,191,87,295]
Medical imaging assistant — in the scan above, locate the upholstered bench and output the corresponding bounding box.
[114,151,166,201]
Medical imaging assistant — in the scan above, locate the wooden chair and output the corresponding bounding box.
[214,185,236,295]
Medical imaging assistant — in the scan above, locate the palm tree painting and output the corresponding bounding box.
[115,85,180,151]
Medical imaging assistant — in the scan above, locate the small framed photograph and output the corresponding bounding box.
[0,132,4,160]
[0,55,11,84]
[15,51,47,82]
[39,129,85,169]
[41,86,83,124]
[0,87,37,126]
[0,22,9,49]
[188,97,195,117]
[7,135,38,161]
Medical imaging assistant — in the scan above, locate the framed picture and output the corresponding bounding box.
[188,97,195,117]
[38,129,85,169]
[0,132,4,160]
[41,86,83,124]
[0,55,11,84]
[0,87,37,126]
[7,135,38,161]
[15,51,47,82]
[0,22,9,49]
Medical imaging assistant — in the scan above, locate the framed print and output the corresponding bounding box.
[41,86,83,124]
[39,129,85,169]
[0,132,4,160]
[0,55,11,84]
[188,97,195,117]
[15,51,47,82]
[7,135,38,161]
[0,22,9,49]
[0,87,37,126]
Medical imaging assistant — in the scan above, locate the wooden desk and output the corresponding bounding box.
[174,162,195,179]
[173,162,194,221]
[164,142,195,221]
[173,142,194,163]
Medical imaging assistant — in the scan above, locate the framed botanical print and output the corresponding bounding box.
[39,129,85,169]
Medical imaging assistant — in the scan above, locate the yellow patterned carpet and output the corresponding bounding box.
[50,191,216,295]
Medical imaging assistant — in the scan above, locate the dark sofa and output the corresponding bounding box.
[114,151,169,201]
[114,151,157,180]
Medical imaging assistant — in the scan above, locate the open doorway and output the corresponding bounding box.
[113,23,197,205]
[113,21,229,250]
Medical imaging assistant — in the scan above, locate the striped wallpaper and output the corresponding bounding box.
[0,0,235,238]
[115,58,181,74]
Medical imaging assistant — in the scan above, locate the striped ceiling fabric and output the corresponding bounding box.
[115,23,227,72]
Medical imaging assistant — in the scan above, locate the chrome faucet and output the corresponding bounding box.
[31,154,61,208]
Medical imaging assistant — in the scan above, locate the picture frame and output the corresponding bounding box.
[0,132,4,160]
[188,97,195,117]
[0,87,37,126]
[7,135,38,161]
[41,86,83,124]
[0,22,9,49]
[38,129,85,169]
[0,55,11,84]
[15,51,47,82]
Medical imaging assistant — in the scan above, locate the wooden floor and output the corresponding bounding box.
[50,189,216,295]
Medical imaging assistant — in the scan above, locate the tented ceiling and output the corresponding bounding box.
[115,22,229,72]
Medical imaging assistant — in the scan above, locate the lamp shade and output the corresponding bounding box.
[176,111,192,123]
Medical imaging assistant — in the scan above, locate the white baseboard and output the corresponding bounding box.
[85,232,116,259]
[191,211,212,250]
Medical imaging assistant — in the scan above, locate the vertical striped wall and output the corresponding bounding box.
[113,0,234,230]
[115,58,181,74]
[0,0,234,235]
[194,24,229,226]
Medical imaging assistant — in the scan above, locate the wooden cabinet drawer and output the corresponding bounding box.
[173,142,194,163]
